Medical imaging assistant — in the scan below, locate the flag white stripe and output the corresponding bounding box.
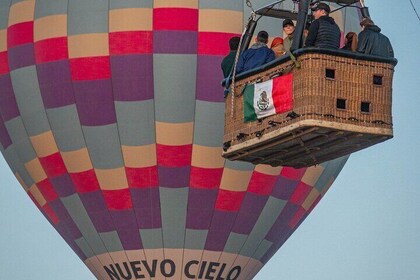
[253,79,276,119]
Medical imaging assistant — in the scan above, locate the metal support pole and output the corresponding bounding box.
[240,19,257,53]
[290,0,311,52]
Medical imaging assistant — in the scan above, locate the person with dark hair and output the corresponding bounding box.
[341,32,358,52]
[282,19,295,53]
[236,31,275,74]
[305,2,341,49]
[221,36,241,78]
[357,18,394,58]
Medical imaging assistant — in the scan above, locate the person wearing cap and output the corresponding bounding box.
[357,18,394,58]
[282,19,295,54]
[236,30,275,74]
[305,2,341,49]
[221,36,240,78]
[270,37,285,58]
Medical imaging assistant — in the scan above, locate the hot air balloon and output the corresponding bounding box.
[0,1,385,279]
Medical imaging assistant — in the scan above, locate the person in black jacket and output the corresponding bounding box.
[357,18,394,58]
[305,3,341,49]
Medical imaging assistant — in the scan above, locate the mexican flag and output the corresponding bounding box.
[243,73,293,122]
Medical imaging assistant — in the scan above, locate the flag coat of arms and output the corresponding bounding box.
[243,73,293,122]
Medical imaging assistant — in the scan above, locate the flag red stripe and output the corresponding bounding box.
[272,73,293,113]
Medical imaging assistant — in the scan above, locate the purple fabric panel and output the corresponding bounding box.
[130,187,160,209]
[0,117,12,149]
[110,209,143,250]
[80,191,108,212]
[186,188,218,229]
[158,166,190,188]
[154,31,197,54]
[131,188,162,229]
[110,54,154,101]
[271,177,300,200]
[50,173,76,197]
[89,210,115,232]
[264,202,299,242]
[37,60,75,108]
[204,210,237,251]
[8,44,35,70]
[49,200,82,238]
[0,74,20,121]
[196,55,225,102]
[73,79,117,126]
[232,193,268,234]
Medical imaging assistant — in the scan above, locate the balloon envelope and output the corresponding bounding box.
[0,1,360,279]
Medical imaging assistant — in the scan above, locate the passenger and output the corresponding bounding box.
[270,37,285,58]
[303,22,311,38]
[341,32,358,52]
[221,36,241,78]
[236,31,275,74]
[357,18,394,58]
[282,19,295,54]
[305,2,341,49]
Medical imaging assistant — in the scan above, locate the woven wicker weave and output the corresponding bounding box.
[223,52,395,168]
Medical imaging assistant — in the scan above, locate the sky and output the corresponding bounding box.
[1,1,419,279]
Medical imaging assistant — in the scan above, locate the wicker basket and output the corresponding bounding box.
[223,51,395,168]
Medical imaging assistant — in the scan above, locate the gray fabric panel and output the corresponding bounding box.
[0,1,11,29]
[153,55,197,123]
[252,239,272,261]
[110,0,152,9]
[314,155,349,192]
[34,0,68,18]
[159,187,188,248]
[224,159,254,171]
[82,124,124,169]
[46,105,86,152]
[193,101,224,147]
[184,229,208,250]
[115,100,156,146]
[140,228,164,249]
[99,231,124,253]
[223,232,247,254]
[68,0,109,35]
[61,194,108,255]
[10,67,50,136]
[4,117,36,163]
[2,145,34,187]
[199,0,243,11]
[240,197,286,257]
[75,237,96,259]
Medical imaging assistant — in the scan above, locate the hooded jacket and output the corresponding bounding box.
[305,16,341,49]
[357,25,394,58]
[236,42,275,74]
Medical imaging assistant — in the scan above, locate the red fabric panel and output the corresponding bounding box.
[198,32,239,55]
[126,166,158,188]
[70,56,111,80]
[153,8,198,31]
[0,51,9,75]
[272,73,293,113]
[34,37,68,63]
[288,206,306,229]
[247,171,277,195]
[39,152,67,177]
[215,189,245,211]
[70,170,100,193]
[289,182,312,205]
[103,189,133,210]
[157,144,192,167]
[190,166,223,189]
[280,167,306,180]
[7,22,34,48]
[37,179,59,202]
[43,204,60,224]
[109,31,153,55]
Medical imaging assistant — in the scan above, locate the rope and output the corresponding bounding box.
[409,0,420,21]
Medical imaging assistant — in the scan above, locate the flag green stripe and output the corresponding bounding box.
[243,84,257,122]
